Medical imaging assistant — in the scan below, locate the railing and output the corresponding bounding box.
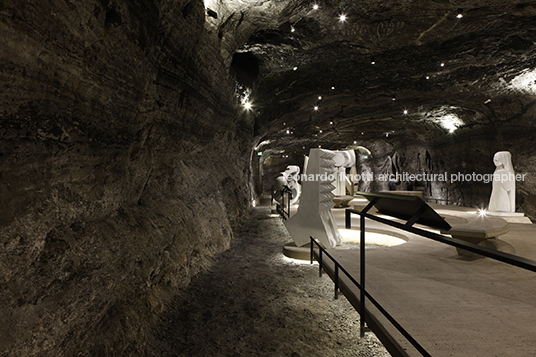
[274,185,292,220]
[309,199,536,357]
[309,236,430,356]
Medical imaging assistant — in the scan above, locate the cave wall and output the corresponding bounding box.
[0,0,253,354]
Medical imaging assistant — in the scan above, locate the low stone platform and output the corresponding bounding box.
[441,216,511,257]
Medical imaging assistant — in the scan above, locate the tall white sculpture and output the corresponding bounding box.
[488,151,515,212]
[273,165,301,205]
[284,149,353,248]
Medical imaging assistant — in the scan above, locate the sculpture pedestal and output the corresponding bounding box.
[486,211,532,224]
[332,195,354,208]
[486,211,525,217]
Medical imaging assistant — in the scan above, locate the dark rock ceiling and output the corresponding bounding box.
[217,0,536,153]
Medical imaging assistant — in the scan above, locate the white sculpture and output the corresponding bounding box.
[284,149,354,248]
[488,151,515,212]
[333,150,356,196]
[273,165,301,205]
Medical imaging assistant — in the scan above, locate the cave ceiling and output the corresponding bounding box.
[212,0,536,156]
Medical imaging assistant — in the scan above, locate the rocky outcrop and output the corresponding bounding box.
[0,0,254,354]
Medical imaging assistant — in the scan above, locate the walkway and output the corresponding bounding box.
[154,206,390,357]
[325,202,536,356]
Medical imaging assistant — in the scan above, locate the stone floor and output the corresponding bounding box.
[153,205,390,357]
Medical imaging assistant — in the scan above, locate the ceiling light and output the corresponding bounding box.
[329,121,333,125]
[339,14,347,22]
[313,4,319,10]
[457,13,463,18]
[291,26,295,33]
[244,102,252,110]
[508,68,536,94]
[319,130,323,133]
[403,109,408,115]
[353,141,357,144]
[286,129,290,134]
[331,86,335,90]
[440,63,445,67]
[293,67,298,71]
[426,76,430,79]
[314,106,319,111]
[318,96,322,100]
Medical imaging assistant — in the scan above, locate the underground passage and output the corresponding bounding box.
[2,0,536,356]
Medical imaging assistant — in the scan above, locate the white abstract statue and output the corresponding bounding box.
[273,165,301,205]
[333,150,356,196]
[488,151,515,212]
[284,149,354,248]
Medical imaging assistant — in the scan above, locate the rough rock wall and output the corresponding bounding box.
[0,0,253,354]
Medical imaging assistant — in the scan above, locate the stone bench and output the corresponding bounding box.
[441,217,510,258]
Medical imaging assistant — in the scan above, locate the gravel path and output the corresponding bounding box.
[154,206,391,357]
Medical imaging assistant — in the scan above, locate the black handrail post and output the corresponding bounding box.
[281,191,286,216]
[310,237,314,264]
[334,264,339,299]
[346,208,351,229]
[319,248,323,277]
[360,213,366,338]
[287,189,291,217]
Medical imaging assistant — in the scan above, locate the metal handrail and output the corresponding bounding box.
[346,208,536,272]
[310,206,536,357]
[309,237,431,356]
[276,185,293,220]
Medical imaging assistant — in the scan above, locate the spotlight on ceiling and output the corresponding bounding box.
[457,8,463,18]
[291,26,295,33]
[339,14,347,22]
[403,109,408,115]
[244,102,252,110]
[314,106,319,111]
[313,4,319,10]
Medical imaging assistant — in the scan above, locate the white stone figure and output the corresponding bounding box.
[332,150,356,196]
[488,151,515,212]
[273,165,301,205]
[284,148,352,248]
